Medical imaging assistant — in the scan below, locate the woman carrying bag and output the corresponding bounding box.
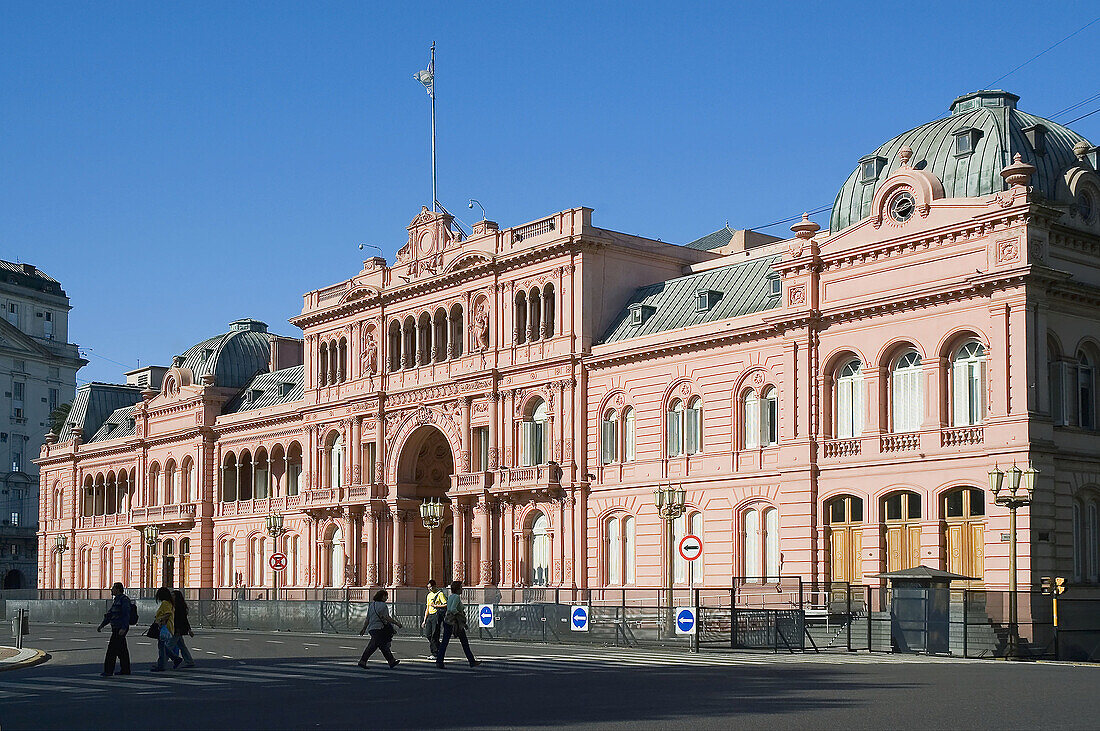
[436,581,481,669]
[149,587,182,672]
[357,589,402,669]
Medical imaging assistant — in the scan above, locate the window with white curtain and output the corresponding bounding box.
[607,516,622,585]
[836,359,864,438]
[892,351,924,432]
[530,514,550,586]
[328,434,344,490]
[765,507,780,581]
[1050,344,1067,426]
[601,409,618,465]
[522,400,549,467]
[623,407,636,462]
[744,508,760,582]
[624,515,636,584]
[743,390,760,449]
[686,398,702,454]
[252,537,265,586]
[952,342,987,426]
[222,539,235,586]
[743,388,778,448]
[667,400,683,457]
[1079,352,1095,430]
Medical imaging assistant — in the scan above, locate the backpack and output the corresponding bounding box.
[128,597,139,626]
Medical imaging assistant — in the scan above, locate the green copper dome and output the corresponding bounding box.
[831,91,1094,233]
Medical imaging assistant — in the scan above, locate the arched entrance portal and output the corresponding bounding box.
[395,426,454,586]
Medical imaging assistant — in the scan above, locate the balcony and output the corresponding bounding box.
[497,464,561,491]
[78,513,129,529]
[216,495,304,517]
[130,503,196,527]
[821,438,861,459]
[941,426,984,447]
[880,433,919,453]
[451,471,494,493]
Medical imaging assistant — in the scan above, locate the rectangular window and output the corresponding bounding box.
[667,411,681,457]
[1080,366,1094,430]
[764,394,778,446]
[624,410,635,462]
[685,403,701,454]
[364,442,377,484]
[600,419,616,465]
[9,512,18,526]
[472,427,489,471]
[744,394,760,449]
[49,388,58,413]
[44,311,53,339]
[13,359,25,373]
[6,303,17,327]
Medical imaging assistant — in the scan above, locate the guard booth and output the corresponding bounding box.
[873,566,975,654]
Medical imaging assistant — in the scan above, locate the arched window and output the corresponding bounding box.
[763,388,778,446]
[163,460,176,505]
[181,458,193,502]
[1072,494,1100,583]
[417,313,432,366]
[529,514,550,586]
[433,308,448,363]
[251,535,266,587]
[600,409,618,465]
[882,491,922,572]
[148,464,160,507]
[179,538,190,590]
[742,506,781,583]
[528,288,542,341]
[286,442,302,496]
[673,511,703,585]
[892,351,923,433]
[238,450,254,501]
[51,483,61,518]
[221,453,238,502]
[82,476,93,517]
[951,342,987,426]
[101,545,113,589]
[686,398,702,455]
[542,283,555,338]
[1049,342,1067,425]
[161,538,174,587]
[743,390,760,449]
[104,472,116,515]
[521,400,548,467]
[667,400,683,457]
[79,546,91,589]
[327,526,344,587]
[1079,351,1095,430]
[606,516,621,585]
[449,304,464,359]
[338,337,348,382]
[254,448,269,500]
[836,359,864,438]
[388,321,402,372]
[826,495,864,584]
[287,534,300,587]
[402,316,416,369]
[221,539,235,587]
[623,406,636,462]
[318,341,329,387]
[515,291,527,345]
[943,487,985,580]
[624,515,636,584]
[122,543,131,589]
[327,434,344,490]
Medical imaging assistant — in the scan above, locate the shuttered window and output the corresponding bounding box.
[601,409,618,465]
[686,398,702,454]
[763,387,778,446]
[623,407,636,462]
[744,390,760,448]
[667,401,683,457]
[837,360,864,438]
[891,351,923,433]
[952,342,986,426]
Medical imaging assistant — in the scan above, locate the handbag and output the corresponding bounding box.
[444,608,467,630]
[145,622,160,639]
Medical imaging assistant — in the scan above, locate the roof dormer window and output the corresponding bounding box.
[859,155,887,183]
[248,389,263,404]
[695,290,721,313]
[279,382,294,397]
[1022,124,1047,156]
[768,276,782,296]
[954,128,981,156]
[628,303,656,326]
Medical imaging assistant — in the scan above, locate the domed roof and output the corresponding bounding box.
[174,318,271,389]
[831,91,1094,232]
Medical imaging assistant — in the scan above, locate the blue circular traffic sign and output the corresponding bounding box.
[571,606,589,630]
[676,608,695,633]
[479,605,494,627]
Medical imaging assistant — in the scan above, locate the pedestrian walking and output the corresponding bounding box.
[171,590,196,668]
[422,579,448,660]
[149,586,182,672]
[357,589,403,669]
[436,581,481,669]
[97,582,134,676]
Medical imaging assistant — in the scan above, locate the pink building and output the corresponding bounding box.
[37,91,1100,598]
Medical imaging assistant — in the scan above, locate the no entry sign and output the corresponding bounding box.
[269,552,287,571]
[678,534,702,562]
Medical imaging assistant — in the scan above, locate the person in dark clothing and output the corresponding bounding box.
[436,581,481,669]
[357,589,403,668]
[97,582,132,677]
[171,590,196,668]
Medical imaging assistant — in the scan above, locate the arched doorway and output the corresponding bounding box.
[395,425,455,586]
[3,569,24,589]
[943,487,985,581]
[882,491,922,572]
[826,495,864,584]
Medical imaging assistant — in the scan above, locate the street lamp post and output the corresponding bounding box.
[420,498,445,583]
[265,513,286,600]
[143,525,160,596]
[988,462,1037,658]
[654,484,686,636]
[54,535,68,591]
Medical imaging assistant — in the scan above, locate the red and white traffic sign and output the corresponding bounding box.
[269,552,288,571]
[678,534,702,562]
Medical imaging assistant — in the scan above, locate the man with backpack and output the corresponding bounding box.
[97,582,136,676]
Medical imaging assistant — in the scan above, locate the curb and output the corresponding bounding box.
[0,647,49,672]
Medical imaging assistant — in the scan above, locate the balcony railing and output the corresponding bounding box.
[78,513,129,529]
[822,438,861,459]
[130,503,196,525]
[941,426,984,447]
[512,217,556,243]
[498,464,561,490]
[880,433,919,453]
[216,495,304,517]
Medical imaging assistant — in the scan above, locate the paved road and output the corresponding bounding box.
[1,623,1096,729]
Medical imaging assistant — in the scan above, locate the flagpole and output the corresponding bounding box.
[431,42,437,213]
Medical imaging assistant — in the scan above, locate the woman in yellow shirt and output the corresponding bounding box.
[150,587,181,672]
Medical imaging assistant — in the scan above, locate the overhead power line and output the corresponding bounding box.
[751,204,832,232]
[1050,91,1100,119]
[986,15,1100,88]
[1066,107,1100,125]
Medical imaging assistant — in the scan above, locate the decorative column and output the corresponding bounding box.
[488,393,500,469]
[459,397,471,473]
[477,497,493,585]
[451,499,467,583]
[563,491,575,588]
[576,486,589,590]
[391,510,406,586]
[364,510,378,586]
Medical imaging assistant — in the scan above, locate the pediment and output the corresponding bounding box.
[0,318,53,358]
[394,207,459,283]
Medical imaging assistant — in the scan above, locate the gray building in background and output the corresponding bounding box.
[0,261,85,589]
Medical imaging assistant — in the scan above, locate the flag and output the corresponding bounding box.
[414,66,433,98]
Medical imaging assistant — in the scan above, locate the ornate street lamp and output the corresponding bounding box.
[654,484,686,634]
[144,525,160,594]
[989,462,1037,658]
[265,513,286,599]
[420,498,445,582]
[54,535,68,590]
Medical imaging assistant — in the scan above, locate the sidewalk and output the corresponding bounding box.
[0,645,48,672]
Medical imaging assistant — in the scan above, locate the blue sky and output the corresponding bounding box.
[3,1,1099,384]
